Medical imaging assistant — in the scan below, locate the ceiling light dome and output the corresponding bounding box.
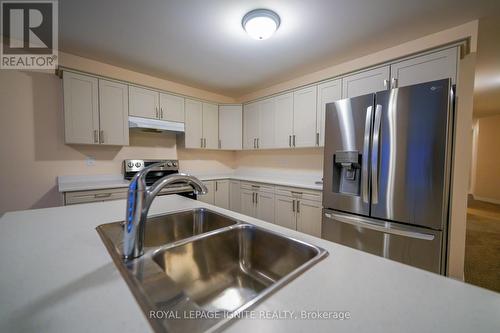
[242,9,280,40]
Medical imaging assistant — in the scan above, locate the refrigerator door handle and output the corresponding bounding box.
[371,104,382,204]
[362,106,373,203]
[323,211,435,241]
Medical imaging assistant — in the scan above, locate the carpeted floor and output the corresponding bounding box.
[464,198,500,293]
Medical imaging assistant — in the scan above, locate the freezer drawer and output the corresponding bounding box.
[322,210,443,273]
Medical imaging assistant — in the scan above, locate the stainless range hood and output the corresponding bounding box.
[128,116,185,133]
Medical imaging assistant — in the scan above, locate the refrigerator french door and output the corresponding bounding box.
[322,79,453,274]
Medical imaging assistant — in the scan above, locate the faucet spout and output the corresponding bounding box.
[123,162,207,259]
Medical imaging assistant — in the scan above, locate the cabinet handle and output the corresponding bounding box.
[160,107,163,119]
[253,138,256,149]
[293,135,296,147]
[93,130,99,143]
[155,107,158,118]
[204,138,207,148]
[383,79,389,89]
[215,181,218,192]
[390,78,398,89]
[99,130,104,144]
[289,135,292,147]
[316,133,319,146]
[292,200,295,212]
[252,192,255,203]
[94,193,112,198]
[297,200,300,213]
[257,138,259,149]
[218,139,221,149]
[255,193,258,205]
[200,138,203,148]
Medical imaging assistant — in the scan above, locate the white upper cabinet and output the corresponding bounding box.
[219,105,242,150]
[63,72,99,144]
[98,79,129,145]
[274,92,294,148]
[129,86,159,119]
[342,66,390,98]
[316,79,342,147]
[243,102,260,149]
[258,97,275,149]
[390,47,458,87]
[293,86,318,148]
[184,99,203,148]
[159,92,184,122]
[202,102,219,149]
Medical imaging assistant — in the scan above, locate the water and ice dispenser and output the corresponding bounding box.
[332,151,361,196]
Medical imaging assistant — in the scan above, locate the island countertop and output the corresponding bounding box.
[1,195,499,333]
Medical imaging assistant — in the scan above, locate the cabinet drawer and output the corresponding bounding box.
[240,181,274,194]
[64,188,127,205]
[275,186,322,202]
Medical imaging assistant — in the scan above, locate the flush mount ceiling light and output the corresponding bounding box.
[242,9,280,40]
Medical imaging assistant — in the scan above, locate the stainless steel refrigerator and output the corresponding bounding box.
[322,79,454,274]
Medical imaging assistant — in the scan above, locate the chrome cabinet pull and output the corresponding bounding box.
[160,107,163,119]
[93,129,99,143]
[289,135,291,147]
[316,132,320,146]
[215,181,218,192]
[296,200,300,213]
[371,104,382,204]
[293,135,296,147]
[255,193,258,204]
[383,79,389,89]
[292,200,295,212]
[362,106,373,203]
[390,78,398,89]
[99,130,104,144]
[257,138,259,149]
[155,107,158,118]
[204,138,207,148]
[94,193,112,198]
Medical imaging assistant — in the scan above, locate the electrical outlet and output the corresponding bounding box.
[85,156,96,166]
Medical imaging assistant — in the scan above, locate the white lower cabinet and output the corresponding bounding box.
[198,180,215,204]
[296,199,322,237]
[214,180,230,209]
[274,186,322,237]
[229,180,241,212]
[240,182,275,223]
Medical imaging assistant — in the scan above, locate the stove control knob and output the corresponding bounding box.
[135,162,142,168]
[167,162,173,167]
[127,162,133,168]
[172,162,177,167]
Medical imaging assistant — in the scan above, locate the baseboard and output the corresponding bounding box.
[471,195,500,205]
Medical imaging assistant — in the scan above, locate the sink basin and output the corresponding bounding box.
[153,224,322,313]
[97,209,327,333]
[97,208,237,253]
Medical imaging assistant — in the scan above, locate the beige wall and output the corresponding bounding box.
[472,115,500,203]
[0,70,234,214]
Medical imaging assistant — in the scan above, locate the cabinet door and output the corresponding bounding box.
[184,99,203,148]
[219,105,242,150]
[240,189,256,217]
[317,79,342,147]
[63,72,99,144]
[274,92,294,148]
[198,181,215,205]
[342,66,390,98]
[243,102,260,149]
[274,195,297,230]
[214,180,230,209]
[229,180,241,212]
[293,86,317,147]
[258,97,275,149]
[98,79,129,145]
[202,102,219,149]
[129,86,159,119]
[296,199,322,237]
[159,92,185,122]
[256,191,275,223]
[390,47,458,87]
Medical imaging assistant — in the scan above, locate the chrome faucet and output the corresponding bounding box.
[123,162,208,259]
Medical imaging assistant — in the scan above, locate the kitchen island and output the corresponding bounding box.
[1,195,499,333]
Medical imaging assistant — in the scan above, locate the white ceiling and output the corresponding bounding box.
[60,0,500,98]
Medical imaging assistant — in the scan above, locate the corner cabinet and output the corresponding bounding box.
[63,72,128,145]
[219,105,242,150]
[184,100,219,149]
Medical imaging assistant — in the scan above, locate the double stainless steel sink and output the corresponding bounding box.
[97,208,327,332]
